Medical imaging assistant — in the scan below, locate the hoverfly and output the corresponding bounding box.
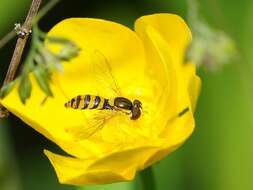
[65,95,142,120]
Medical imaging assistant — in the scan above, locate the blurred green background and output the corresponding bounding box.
[0,0,253,190]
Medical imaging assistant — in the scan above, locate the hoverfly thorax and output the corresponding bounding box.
[114,97,132,110]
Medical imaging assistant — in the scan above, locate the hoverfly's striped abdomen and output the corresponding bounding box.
[65,95,110,110]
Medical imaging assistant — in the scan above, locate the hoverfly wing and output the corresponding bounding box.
[69,110,119,140]
[91,50,122,96]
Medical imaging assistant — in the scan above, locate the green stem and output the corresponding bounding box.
[140,167,156,190]
[0,30,16,49]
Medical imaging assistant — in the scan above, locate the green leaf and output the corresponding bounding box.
[57,44,80,61]
[46,36,80,61]
[18,76,32,104]
[34,65,53,97]
[46,36,73,44]
[47,60,64,73]
[39,46,63,73]
[0,80,17,99]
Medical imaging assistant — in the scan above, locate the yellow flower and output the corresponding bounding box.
[0,14,201,185]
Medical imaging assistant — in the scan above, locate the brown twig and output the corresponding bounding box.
[0,0,42,118]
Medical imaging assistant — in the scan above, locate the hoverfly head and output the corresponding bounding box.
[131,99,142,120]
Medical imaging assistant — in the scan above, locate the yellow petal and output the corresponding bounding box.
[183,63,201,112]
[44,149,143,185]
[135,14,200,113]
[135,17,194,140]
[135,13,192,67]
[46,18,147,97]
[44,137,178,185]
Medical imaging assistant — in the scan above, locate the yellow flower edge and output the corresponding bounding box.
[0,13,201,185]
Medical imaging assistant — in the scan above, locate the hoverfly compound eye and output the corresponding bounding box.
[138,101,142,108]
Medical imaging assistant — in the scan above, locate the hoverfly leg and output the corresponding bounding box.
[113,106,131,115]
